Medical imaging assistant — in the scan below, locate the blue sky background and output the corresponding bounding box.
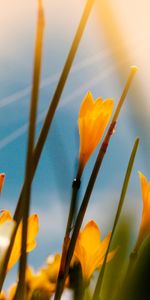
[1,0,150,291]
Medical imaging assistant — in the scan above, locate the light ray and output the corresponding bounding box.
[0,39,149,150]
[0,49,112,109]
[0,64,118,150]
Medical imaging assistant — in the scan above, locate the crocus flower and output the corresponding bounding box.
[43,253,69,287]
[26,266,55,299]
[0,210,39,270]
[7,266,55,300]
[134,172,150,252]
[74,220,116,281]
[44,253,61,283]
[0,174,5,193]
[78,91,114,174]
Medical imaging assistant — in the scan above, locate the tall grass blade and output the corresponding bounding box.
[92,138,139,300]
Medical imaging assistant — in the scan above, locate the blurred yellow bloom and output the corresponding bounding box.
[0,173,5,193]
[0,210,12,225]
[74,220,116,281]
[7,266,55,300]
[78,91,114,173]
[7,258,64,300]
[0,213,15,264]
[43,253,61,283]
[29,284,53,300]
[26,267,55,299]
[0,292,6,300]
[7,283,17,300]
[0,210,39,270]
[42,253,69,287]
[134,172,150,252]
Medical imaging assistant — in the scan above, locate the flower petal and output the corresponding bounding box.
[26,214,39,252]
[0,174,5,193]
[0,291,6,300]
[0,221,16,263]
[79,91,94,118]
[0,210,12,225]
[134,172,150,252]
[78,93,114,170]
[138,171,150,208]
[79,220,101,254]
[74,220,116,281]
[8,214,39,270]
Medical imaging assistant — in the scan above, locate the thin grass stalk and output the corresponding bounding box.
[14,1,45,298]
[14,0,95,223]
[0,0,95,292]
[57,166,82,285]
[54,66,138,300]
[92,138,140,300]
[0,1,45,294]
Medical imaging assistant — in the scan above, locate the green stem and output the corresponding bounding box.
[14,0,96,224]
[92,138,139,300]
[14,2,45,299]
[84,287,92,300]
[0,1,44,296]
[0,0,95,291]
[66,169,81,237]
[72,263,85,300]
[56,167,81,293]
[112,66,138,123]
[54,67,138,300]
[124,250,138,285]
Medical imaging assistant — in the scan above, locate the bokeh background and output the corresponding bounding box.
[0,0,150,293]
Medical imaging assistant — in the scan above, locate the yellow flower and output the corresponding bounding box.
[42,253,69,287]
[7,266,55,300]
[134,172,150,252]
[0,210,12,225]
[43,253,61,283]
[0,210,39,270]
[7,283,17,300]
[0,211,16,264]
[74,220,116,281]
[0,173,5,193]
[0,292,6,300]
[78,91,114,173]
[25,266,55,299]
[29,284,52,300]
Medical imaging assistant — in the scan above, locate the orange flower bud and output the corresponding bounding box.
[74,220,116,281]
[78,91,114,174]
